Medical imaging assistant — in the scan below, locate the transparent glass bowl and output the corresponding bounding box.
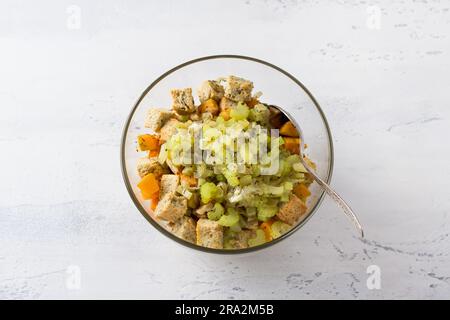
[121,55,334,254]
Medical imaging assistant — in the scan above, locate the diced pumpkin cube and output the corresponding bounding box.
[199,99,220,116]
[137,134,160,151]
[137,173,160,200]
[260,220,274,241]
[293,183,311,201]
[150,191,160,210]
[282,137,300,154]
[148,149,159,157]
[280,121,299,137]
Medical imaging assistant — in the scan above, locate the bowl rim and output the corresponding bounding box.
[120,54,334,254]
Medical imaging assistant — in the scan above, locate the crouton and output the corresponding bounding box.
[276,194,307,225]
[166,158,180,174]
[196,219,223,249]
[228,230,256,249]
[171,88,196,115]
[144,108,173,132]
[219,96,237,112]
[197,80,224,102]
[137,157,167,178]
[168,216,196,244]
[160,174,180,199]
[224,76,253,102]
[154,193,187,222]
[160,118,180,142]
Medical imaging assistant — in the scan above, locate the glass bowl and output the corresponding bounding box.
[121,55,334,254]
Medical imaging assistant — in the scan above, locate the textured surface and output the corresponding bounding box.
[1,0,449,299]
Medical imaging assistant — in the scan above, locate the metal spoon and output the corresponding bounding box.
[270,105,364,238]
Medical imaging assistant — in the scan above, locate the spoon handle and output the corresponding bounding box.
[301,159,364,238]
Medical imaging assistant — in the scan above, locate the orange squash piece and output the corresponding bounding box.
[293,183,311,201]
[137,173,160,200]
[199,99,220,116]
[282,137,300,154]
[137,134,160,152]
[148,149,160,157]
[260,220,274,241]
[149,191,159,210]
[280,121,299,137]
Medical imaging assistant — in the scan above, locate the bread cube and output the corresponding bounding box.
[197,80,224,102]
[154,193,187,222]
[137,157,167,178]
[144,108,173,132]
[224,76,253,102]
[160,118,180,142]
[159,174,180,199]
[276,194,307,225]
[171,88,196,114]
[196,219,223,249]
[228,230,256,249]
[168,216,196,244]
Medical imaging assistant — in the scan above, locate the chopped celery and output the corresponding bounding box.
[158,143,168,164]
[223,170,239,187]
[248,103,270,125]
[248,229,266,247]
[271,221,292,239]
[230,102,249,120]
[293,162,308,173]
[216,174,226,182]
[200,182,218,204]
[216,116,225,125]
[240,175,252,186]
[229,222,242,232]
[293,172,305,180]
[286,154,301,164]
[208,203,224,221]
[257,205,278,221]
[264,185,284,196]
[284,181,294,191]
[218,208,240,227]
[177,185,193,199]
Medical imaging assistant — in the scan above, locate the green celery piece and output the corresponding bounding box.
[218,209,240,227]
[271,221,292,239]
[248,229,266,247]
[230,103,250,120]
[200,182,218,204]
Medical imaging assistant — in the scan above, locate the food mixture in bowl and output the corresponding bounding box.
[135,75,315,250]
